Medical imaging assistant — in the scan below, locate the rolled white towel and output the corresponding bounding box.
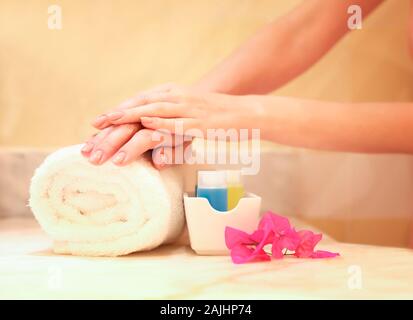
[29,145,184,256]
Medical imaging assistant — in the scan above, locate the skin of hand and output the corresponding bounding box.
[83,0,385,167]
[82,83,196,168]
[92,86,260,135]
[94,89,413,155]
[86,85,261,167]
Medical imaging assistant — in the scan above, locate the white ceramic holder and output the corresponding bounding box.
[183,193,261,255]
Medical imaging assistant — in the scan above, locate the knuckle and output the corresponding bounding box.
[159,92,175,101]
[182,93,195,104]
[177,103,189,114]
[169,86,182,96]
[136,94,149,105]
[155,102,168,113]
[156,92,169,101]
[97,139,115,151]
[122,123,139,133]
[93,130,108,141]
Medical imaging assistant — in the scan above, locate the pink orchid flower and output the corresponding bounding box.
[225,211,340,264]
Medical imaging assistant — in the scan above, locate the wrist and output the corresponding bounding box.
[246,95,291,142]
[235,95,270,138]
[192,75,242,95]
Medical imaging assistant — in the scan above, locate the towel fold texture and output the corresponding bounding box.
[29,145,184,256]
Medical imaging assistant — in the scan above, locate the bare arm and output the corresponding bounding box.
[257,96,413,154]
[95,90,413,156]
[85,0,391,166]
[195,0,383,95]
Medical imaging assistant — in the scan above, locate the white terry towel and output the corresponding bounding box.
[29,145,184,256]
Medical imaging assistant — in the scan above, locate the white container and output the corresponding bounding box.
[183,192,261,255]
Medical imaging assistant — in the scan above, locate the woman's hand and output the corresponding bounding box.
[82,84,198,168]
[91,85,261,135]
[83,84,262,168]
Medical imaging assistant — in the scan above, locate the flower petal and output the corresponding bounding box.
[279,229,301,251]
[225,226,255,249]
[311,250,340,259]
[271,241,285,259]
[226,212,339,264]
[253,229,274,253]
[259,211,292,235]
[230,244,271,264]
[294,230,323,258]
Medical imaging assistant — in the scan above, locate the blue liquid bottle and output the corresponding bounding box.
[196,171,227,212]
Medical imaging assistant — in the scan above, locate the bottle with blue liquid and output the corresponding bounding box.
[196,171,228,212]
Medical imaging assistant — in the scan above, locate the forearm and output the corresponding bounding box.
[194,0,382,95]
[254,96,413,154]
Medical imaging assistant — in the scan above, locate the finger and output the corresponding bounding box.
[97,102,186,128]
[81,126,114,157]
[141,117,202,137]
[135,82,176,97]
[145,130,186,148]
[111,129,164,166]
[123,82,176,106]
[151,141,193,170]
[116,90,180,111]
[88,124,140,165]
[92,89,181,129]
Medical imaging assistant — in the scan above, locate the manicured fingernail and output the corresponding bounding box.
[81,142,94,153]
[112,151,126,165]
[89,150,103,164]
[107,111,124,121]
[92,115,107,125]
[141,117,153,124]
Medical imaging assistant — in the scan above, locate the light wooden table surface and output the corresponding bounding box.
[1,218,412,299]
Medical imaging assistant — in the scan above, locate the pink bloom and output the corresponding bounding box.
[294,230,322,258]
[294,230,339,259]
[225,212,340,264]
[225,227,255,249]
[258,212,301,259]
[230,244,271,264]
[311,250,340,259]
[225,227,271,264]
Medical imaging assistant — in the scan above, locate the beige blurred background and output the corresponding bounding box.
[1,0,413,247]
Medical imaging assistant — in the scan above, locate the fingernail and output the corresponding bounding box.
[112,151,126,165]
[107,111,124,121]
[81,142,94,153]
[92,115,107,125]
[90,150,103,164]
[141,117,153,124]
